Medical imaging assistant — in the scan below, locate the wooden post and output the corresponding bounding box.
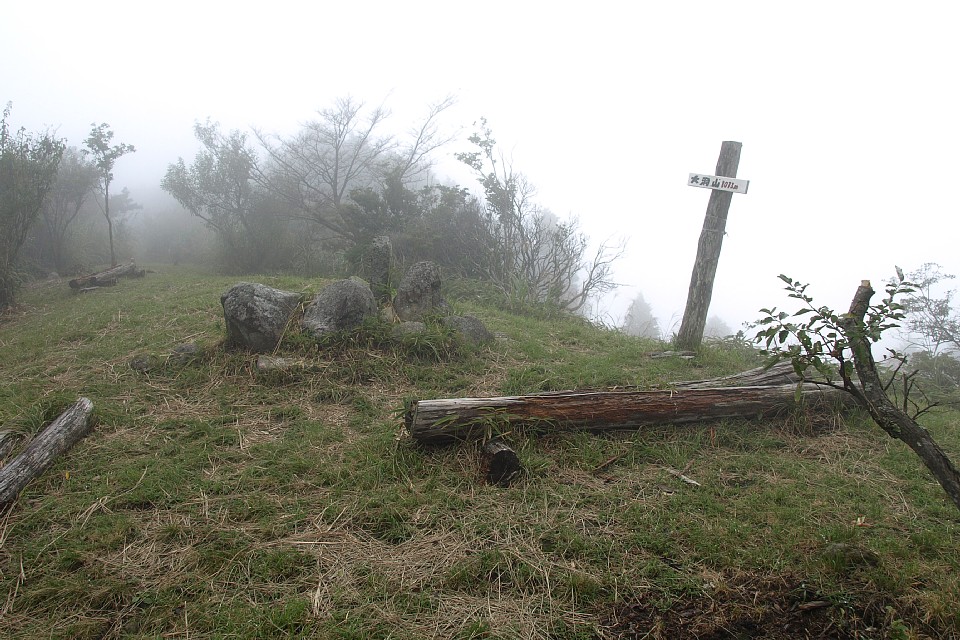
[676,141,743,351]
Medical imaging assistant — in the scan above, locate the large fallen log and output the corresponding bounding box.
[69,262,143,289]
[0,398,94,507]
[407,383,849,444]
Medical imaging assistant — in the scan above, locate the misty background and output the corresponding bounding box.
[3,0,958,335]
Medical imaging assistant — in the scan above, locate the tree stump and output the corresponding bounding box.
[483,439,523,486]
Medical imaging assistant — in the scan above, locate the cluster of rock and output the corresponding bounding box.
[220,259,493,354]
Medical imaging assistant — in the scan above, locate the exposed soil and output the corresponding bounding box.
[599,572,913,640]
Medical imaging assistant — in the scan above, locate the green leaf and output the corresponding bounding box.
[792,359,805,377]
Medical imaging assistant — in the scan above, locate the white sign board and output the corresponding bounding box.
[688,173,749,194]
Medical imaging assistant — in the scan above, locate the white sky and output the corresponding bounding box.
[3,0,958,331]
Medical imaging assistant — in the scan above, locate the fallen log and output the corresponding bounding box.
[673,360,803,388]
[407,384,849,444]
[0,398,94,507]
[69,262,143,290]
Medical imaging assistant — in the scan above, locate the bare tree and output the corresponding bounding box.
[457,119,624,314]
[256,95,457,244]
[388,95,458,185]
[256,96,393,240]
[900,263,959,355]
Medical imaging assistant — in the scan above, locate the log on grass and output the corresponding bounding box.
[483,439,523,486]
[674,360,804,389]
[69,262,143,289]
[0,398,94,507]
[407,384,849,444]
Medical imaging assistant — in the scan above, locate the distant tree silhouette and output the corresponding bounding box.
[622,292,660,339]
[84,123,135,266]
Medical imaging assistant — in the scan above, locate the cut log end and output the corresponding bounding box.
[483,439,523,486]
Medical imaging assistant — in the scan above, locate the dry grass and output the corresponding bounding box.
[0,267,958,639]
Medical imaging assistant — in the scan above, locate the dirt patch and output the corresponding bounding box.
[600,572,904,639]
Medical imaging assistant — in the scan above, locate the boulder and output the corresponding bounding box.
[301,279,377,337]
[442,315,494,347]
[221,282,301,353]
[393,261,449,322]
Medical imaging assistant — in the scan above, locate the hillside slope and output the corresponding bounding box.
[0,267,958,639]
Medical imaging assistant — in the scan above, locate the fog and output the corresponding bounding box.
[4,1,959,331]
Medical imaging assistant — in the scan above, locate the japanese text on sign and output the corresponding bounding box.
[687,173,749,194]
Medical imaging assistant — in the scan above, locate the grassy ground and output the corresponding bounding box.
[0,266,958,639]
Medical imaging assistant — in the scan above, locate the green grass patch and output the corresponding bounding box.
[0,266,958,639]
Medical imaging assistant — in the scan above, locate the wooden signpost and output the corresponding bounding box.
[676,141,748,351]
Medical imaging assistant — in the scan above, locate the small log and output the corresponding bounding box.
[407,384,848,444]
[69,262,141,289]
[483,439,523,486]
[0,398,94,507]
[674,360,803,389]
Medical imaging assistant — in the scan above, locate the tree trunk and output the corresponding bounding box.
[840,281,960,512]
[0,398,94,507]
[105,181,116,267]
[69,261,142,289]
[676,141,742,351]
[407,383,847,444]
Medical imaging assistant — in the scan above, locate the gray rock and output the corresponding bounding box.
[380,304,398,324]
[301,279,377,337]
[392,321,427,339]
[221,282,301,353]
[171,342,200,365]
[393,261,449,321]
[130,354,160,372]
[442,315,494,346]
